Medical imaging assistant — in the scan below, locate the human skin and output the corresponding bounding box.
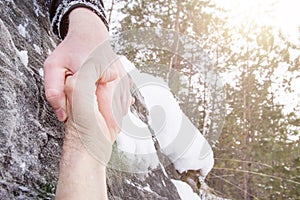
[56,56,133,199]
[44,7,131,123]
[55,128,109,200]
[55,73,116,200]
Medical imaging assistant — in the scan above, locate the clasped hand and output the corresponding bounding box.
[64,48,133,164]
[45,8,133,199]
[44,8,133,163]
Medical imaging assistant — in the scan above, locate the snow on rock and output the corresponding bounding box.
[17,24,27,38]
[143,184,153,193]
[33,44,42,55]
[117,56,214,176]
[171,179,201,200]
[32,0,45,17]
[38,68,44,77]
[16,49,28,67]
[0,11,63,199]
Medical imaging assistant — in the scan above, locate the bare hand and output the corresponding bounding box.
[44,8,110,121]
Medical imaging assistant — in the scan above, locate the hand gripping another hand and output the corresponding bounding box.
[64,41,133,165]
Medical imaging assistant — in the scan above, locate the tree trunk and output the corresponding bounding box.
[108,0,115,24]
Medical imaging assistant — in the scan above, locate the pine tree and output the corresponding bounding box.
[207,19,300,200]
[111,0,300,198]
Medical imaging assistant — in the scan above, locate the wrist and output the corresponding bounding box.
[62,128,107,168]
[67,8,109,43]
[64,119,113,164]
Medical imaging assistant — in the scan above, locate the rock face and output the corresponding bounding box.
[0,1,63,198]
[0,0,181,199]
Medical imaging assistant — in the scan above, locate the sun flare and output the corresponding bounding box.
[213,0,300,43]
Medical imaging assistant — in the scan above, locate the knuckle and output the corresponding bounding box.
[65,75,78,96]
[64,81,74,96]
[43,57,55,69]
[45,89,63,101]
[44,55,69,70]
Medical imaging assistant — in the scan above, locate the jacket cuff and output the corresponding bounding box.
[50,0,109,40]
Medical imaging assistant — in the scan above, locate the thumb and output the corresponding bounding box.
[44,60,68,122]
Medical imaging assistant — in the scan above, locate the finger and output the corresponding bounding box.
[129,76,134,88]
[112,94,124,133]
[130,97,135,105]
[96,82,117,129]
[120,77,132,116]
[97,67,118,84]
[44,60,68,122]
[64,73,78,103]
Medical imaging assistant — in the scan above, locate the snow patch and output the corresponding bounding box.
[38,68,44,77]
[33,0,45,17]
[143,184,153,192]
[49,37,57,48]
[160,163,169,178]
[171,179,200,200]
[33,44,42,55]
[20,162,26,173]
[125,179,135,186]
[17,50,28,67]
[17,24,27,38]
[117,56,214,176]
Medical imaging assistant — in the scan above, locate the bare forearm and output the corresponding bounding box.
[55,129,108,200]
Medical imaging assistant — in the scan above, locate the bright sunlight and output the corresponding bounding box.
[213,0,300,43]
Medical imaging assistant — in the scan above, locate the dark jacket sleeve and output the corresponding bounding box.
[47,0,109,39]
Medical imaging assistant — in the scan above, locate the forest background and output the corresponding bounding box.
[104,0,300,199]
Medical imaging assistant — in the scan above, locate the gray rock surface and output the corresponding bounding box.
[0,0,181,199]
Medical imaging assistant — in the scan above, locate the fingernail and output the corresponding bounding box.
[56,108,67,122]
[131,97,135,105]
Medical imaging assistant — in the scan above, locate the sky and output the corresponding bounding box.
[105,0,300,43]
[212,0,300,44]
